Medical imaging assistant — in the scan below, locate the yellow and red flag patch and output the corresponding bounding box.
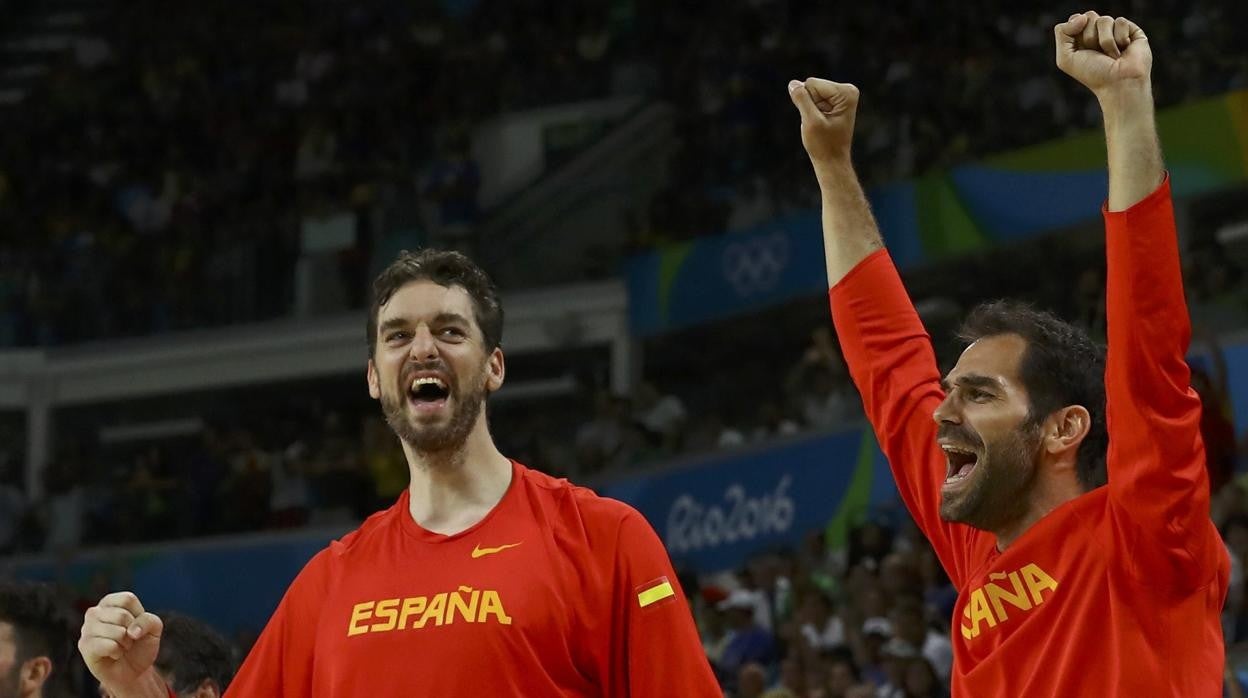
[636,576,676,608]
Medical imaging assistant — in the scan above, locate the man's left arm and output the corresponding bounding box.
[605,510,721,697]
[1057,12,1225,591]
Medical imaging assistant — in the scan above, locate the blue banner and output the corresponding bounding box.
[8,529,341,638]
[626,211,827,336]
[626,90,1248,336]
[600,428,894,572]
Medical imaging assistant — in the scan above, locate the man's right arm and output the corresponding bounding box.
[789,80,970,584]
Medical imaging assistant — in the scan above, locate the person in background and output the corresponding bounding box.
[0,581,73,698]
[99,613,235,698]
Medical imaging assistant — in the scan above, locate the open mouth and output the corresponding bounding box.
[941,445,979,488]
[407,375,451,411]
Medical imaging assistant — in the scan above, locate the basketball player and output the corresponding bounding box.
[788,10,1227,695]
[79,250,719,696]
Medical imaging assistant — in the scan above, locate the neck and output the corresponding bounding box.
[994,466,1084,551]
[402,415,511,536]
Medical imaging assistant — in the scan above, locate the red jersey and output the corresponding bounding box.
[224,461,719,697]
[830,177,1229,696]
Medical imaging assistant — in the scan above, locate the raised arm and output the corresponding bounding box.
[788,80,881,286]
[789,79,973,585]
[1056,12,1224,591]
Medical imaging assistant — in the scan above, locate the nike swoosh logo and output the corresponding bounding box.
[471,542,522,559]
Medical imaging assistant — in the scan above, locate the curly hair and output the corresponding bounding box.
[366,249,504,357]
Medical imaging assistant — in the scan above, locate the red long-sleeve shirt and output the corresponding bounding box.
[223,461,719,697]
[830,177,1229,696]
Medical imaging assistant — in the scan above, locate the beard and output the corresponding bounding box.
[380,363,488,457]
[939,419,1041,531]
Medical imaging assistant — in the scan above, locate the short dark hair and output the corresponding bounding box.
[0,581,73,688]
[366,249,504,357]
[957,300,1108,490]
[154,613,236,694]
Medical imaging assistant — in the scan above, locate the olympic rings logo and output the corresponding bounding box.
[720,231,790,297]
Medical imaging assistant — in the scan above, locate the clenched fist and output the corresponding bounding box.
[1055,12,1151,96]
[788,78,860,171]
[79,592,166,696]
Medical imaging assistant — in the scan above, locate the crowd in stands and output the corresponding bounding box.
[1,0,1246,346]
[691,522,958,698]
[0,0,626,346]
[633,0,1248,249]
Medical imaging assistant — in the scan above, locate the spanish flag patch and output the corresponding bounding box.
[636,577,676,608]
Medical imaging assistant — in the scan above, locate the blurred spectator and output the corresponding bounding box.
[716,590,777,691]
[787,328,861,431]
[1070,267,1106,340]
[737,662,768,698]
[0,458,26,555]
[633,380,687,452]
[682,411,747,453]
[0,580,75,697]
[903,658,948,698]
[878,636,917,698]
[39,460,86,552]
[363,415,409,506]
[308,412,371,523]
[766,657,803,698]
[751,402,800,443]
[1188,332,1237,494]
[799,591,845,651]
[917,546,958,624]
[420,132,481,253]
[890,596,953,682]
[825,647,864,698]
[219,435,272,533]
[152,612,236,698]
[575,392,628,473]
[1223,514,1248,642]
[269,443,312,529]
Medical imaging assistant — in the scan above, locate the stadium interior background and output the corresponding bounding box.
[1,0,1247,695]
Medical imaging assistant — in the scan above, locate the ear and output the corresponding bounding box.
[20,656,52,691]
[1043,405,1091,457]
[367,358,381,400]
[486,347,505,393]
[192,679,222,698]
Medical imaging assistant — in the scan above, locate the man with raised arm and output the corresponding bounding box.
[788,11,1228,696]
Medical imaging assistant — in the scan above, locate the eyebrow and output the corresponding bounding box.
[378,313,473,334]
[939,373,1005,393]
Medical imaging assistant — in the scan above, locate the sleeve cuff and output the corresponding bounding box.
[829,248,892,296]
[1102,171,1171,219]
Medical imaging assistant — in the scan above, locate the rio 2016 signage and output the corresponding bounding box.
[665,476,796,555]
[600,427,895,572]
